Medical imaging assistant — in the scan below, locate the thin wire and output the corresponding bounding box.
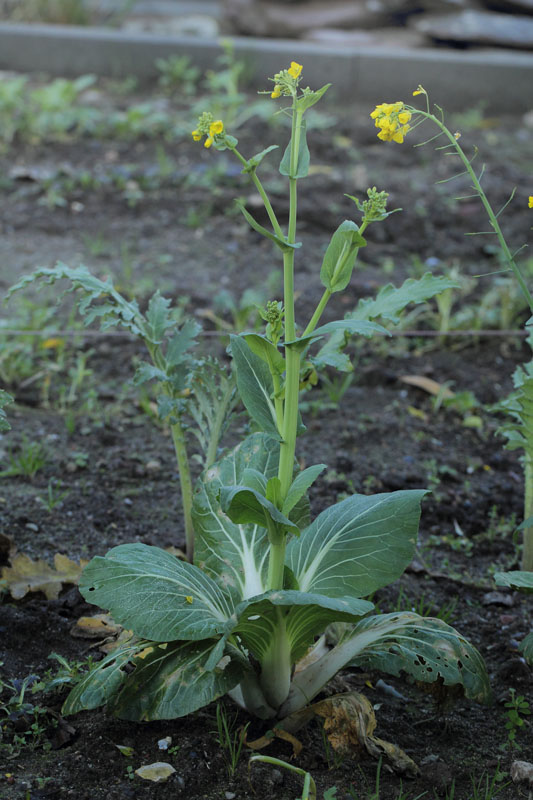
[0,328,528,339]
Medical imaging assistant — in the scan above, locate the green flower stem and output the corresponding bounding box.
[524,454,533,571]
[146,341,195,561]
[419,111,533,313]
[230,145,284,240]
[170,418,195,562]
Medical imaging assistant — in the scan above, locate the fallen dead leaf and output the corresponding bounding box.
[400,375,455,399]
[1,553,87,601]
[135,762,176,782]
[245,726,302,757]
[70,613,123,639]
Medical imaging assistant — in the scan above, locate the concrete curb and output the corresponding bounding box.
[0,22,532,111]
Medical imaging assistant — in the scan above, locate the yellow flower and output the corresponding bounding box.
[398,111,411,124]
[209,120,224,136]
[529,196,533,208]
[371,101,411,144]
[271,85,281,99]
[204,137,213,149]
[288,61,302,79]
[413,85,426,96]
[42,337,63,349]
[191,129,202,141]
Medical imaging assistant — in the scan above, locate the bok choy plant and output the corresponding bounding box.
[8,65,490,733]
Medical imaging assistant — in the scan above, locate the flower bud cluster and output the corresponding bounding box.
[191,112,224,149]
[370,102,412,144]
[263,300,284,345]
[270,61,303,99]
[362,187,389,221]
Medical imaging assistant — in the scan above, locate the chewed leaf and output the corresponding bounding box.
[1,553,86,601]
[351,272,461,325]
[344,612,491,704]
[63,641,145,714]
[110,639,246,721]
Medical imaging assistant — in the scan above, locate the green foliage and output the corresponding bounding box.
[0,436,47,479]
[502,688,530,750]
[213,702,250,776]
[0,389,13,432]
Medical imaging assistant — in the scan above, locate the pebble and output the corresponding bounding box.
[146,459,162,473]
[25,522,39,532]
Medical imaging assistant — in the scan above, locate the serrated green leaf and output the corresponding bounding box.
[351,272,461,325]
[63,642,144,715]
[494,570,533,593]
[287,491,427,599]
[132,362,168,386]
[79,543,235,641]
[344,612,491,704]
[0,389,13,432]
[282,465,326,516]
[242,145,279,173]
[279,120,310,179]
[242,333,285,375]
[144,293,172,344]
[165,319,200,366]
[110,639,246,721]
[236,202,301,253]
[286,319,389,352]
[230,335,280,437]
[320,221,367,294]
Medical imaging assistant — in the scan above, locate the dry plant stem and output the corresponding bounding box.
[422,110,533,569]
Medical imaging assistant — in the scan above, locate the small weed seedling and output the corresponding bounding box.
[502,687,530,750]
[0,436,47,479]
[213,702,249,777]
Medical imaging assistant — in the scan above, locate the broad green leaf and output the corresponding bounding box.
[494,570,533,593]
[193,433,280,600]
[287,491,427,599]
[320,221,367,294]
[234,590,373,664]
[79,543,234,641]
[242,333,285,375]
[344,612,491,704]
[296,84,331,113]
[520,631,533,664]
[219,485,298,534]
[242,145,279,173]
[110,639,246,721]
[279,120,310,179]
[63,641,145,715]
[236,202,301,253]
[0,390,13,432]
[230,335,280,437]
[351,272,461,325]
[282,464,327,516]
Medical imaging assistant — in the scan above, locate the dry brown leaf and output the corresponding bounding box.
[245,726,303,757]
[70,613,124,639]
[400,375,455,399]
[1,552,87,601]
[283,692,420,777]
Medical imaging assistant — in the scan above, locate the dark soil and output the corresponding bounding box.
[1,81,532,800]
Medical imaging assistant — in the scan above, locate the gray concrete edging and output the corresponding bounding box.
[0,22,532,111]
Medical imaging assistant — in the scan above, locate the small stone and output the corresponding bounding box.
[158,736,172,750]
[511,761,533,787]
[482,591,514,607]
[225,793,236,800]
[146,459,162,473]
[25,522,39,532]
[411,10,533,50]
[124,497,133,506]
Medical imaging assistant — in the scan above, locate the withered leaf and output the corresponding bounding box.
[400,375,454,399]
[1,552,86,601]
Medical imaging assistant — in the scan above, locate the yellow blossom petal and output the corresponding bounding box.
[271,86,281,99]
[204,137,213,149]
[529,196,533,208]
[413,85,426,96]
[191,130,202,141]
[398,111,411,124]
[209,120,224,136]
[288,61,303,79]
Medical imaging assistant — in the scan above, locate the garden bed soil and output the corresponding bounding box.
[1,89,532,799]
